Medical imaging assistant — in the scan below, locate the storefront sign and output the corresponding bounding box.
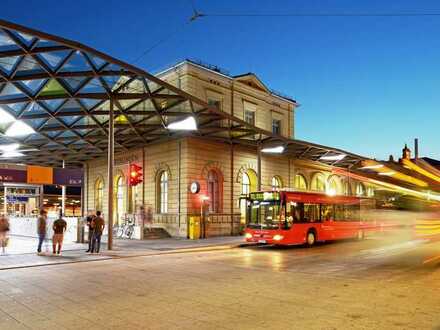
[53,168,83,186]
[7,196,29,203]
[27,165,53,184]
[0,169,27,183]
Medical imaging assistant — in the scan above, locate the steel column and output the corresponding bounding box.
[107,98,114,250]
[61,160,66,216]
[257,143,262,191]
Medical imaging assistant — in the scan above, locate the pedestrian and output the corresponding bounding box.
[146,206,153,232]
[85,210,96,253]
[0,214,10,254]
[37,210,47,254]
[91,211,105,253]
[52,212,67,255]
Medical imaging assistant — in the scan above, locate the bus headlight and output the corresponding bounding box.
[244,233,253,239]
[273,234,284,241]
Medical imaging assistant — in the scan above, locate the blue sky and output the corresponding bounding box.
[2,0,440,160]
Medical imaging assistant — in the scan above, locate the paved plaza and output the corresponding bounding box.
[0,230,438,329]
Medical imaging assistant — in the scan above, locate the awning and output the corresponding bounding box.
[0,19,365,169]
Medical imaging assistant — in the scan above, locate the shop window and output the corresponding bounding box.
[94,177,104,212]
[207,170,220,213]
[271,176,282,191]
[311,173,325,192]
[294,174,307,190]
[157,171,168,213]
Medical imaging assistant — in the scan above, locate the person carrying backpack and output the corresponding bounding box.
[52,212,67,255]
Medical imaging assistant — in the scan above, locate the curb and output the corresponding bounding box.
[0,242,249,271]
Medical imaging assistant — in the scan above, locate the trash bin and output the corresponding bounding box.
[189,216,201,240]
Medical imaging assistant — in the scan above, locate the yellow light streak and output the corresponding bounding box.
[402,159,440,183]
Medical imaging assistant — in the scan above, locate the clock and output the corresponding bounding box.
[190,181,200,194]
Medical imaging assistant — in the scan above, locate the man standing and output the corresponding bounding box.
[37,210,47,254]
[85,210,95,253]
[91,211,105,253]
[52,213,67,255]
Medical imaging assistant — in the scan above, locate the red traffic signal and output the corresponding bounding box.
[129,163,143,186]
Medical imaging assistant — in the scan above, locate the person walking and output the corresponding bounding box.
[0,214,10,254]
[52,212,67,255]
[146,206,153,232]
[85,210,96,253]
[37,210,47,254]
[90,211,105,253]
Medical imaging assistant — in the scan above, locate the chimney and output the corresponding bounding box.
[414,138,419,159]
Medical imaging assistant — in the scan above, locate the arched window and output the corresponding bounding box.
[294,174,307,190]
[311,173,325,192]
[242,172,250,195]
[241,169,257,194]
[94,177,104,211]
[327,175,341,196]
[271,176,282,191]
[366,186,374,197]
[207,170,220,213]
[115,175,125,224]
[355,182,365,196]
[157,171,168,213]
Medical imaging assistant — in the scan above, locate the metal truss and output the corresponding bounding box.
[0,19,365,169]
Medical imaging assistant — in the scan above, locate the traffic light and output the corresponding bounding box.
[129,163,143,186]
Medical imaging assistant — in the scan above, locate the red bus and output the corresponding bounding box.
[244,191,369,246]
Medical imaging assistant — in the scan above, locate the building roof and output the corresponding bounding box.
[0,19,364,169]
[157,59,298,104]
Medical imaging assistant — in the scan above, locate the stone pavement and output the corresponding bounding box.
[0,235,245,270]
[0,235,439,329]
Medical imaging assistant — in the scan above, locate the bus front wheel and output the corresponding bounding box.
[306,231,316,247]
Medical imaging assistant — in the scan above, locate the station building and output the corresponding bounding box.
[0,20,438,241]
[83,60,376,237]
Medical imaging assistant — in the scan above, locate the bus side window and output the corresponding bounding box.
[304,203,320,222]
[321,204,334,221]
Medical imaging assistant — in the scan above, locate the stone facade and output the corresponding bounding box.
[83,61,374,238]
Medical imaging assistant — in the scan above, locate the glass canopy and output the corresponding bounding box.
[0,19,364,169]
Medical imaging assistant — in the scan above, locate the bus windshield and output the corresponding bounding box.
[247,200,282,229]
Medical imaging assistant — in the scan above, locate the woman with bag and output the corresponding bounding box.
[0,214,10,254]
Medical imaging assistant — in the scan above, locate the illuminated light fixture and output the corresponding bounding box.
[0,151,24,158]
[273,234,284,241]
[378,171,396,176]
[5,121,35,137]
[326,188,337,196]
[320,154,346,161]
[0,108,15,124]
[0,143,19,152]
[244,232,253,239]
[167,116,197,130]
[261,146,285,153]
[360,164,384,170]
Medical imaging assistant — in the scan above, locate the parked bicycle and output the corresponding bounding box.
[113,214,135,239]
